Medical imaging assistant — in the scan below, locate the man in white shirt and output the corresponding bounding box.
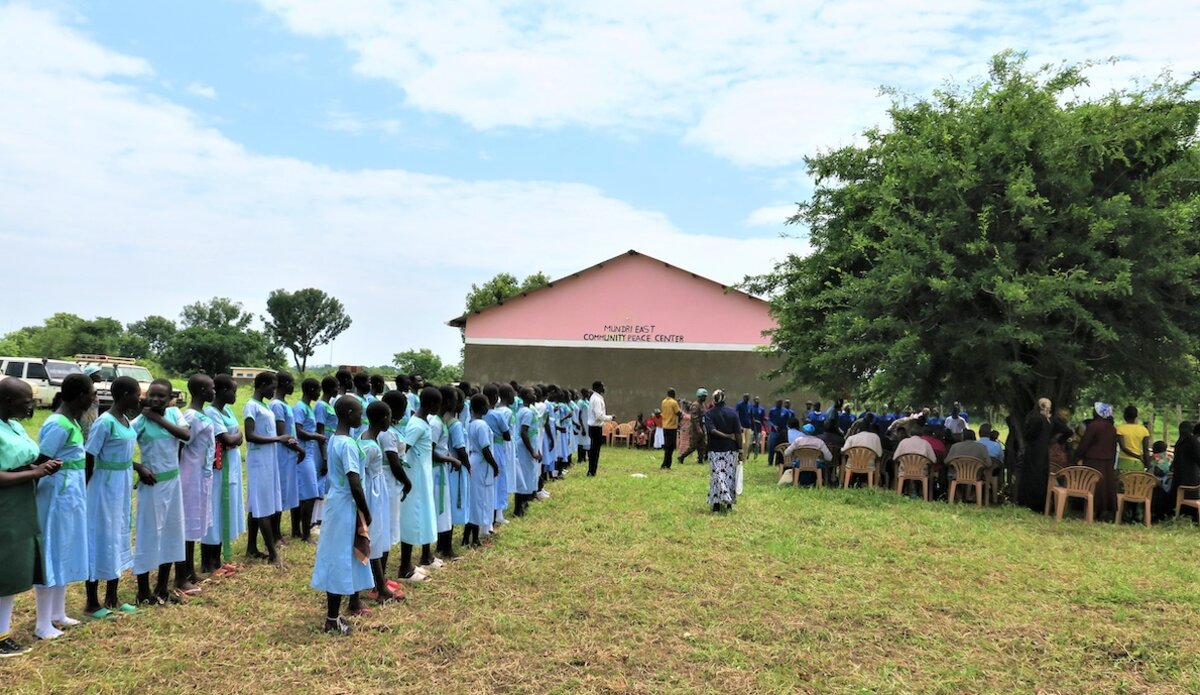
[843,429,883,458]
[586,380,612,476]
[893,432,937,462]
[944,409,968,438]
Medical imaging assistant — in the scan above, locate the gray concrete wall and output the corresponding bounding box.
[463,343,817,421]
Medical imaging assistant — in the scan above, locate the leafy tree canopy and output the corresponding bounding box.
[262,288,352,373]
[745,53,1200,417]
[393,348,463,385]
[464,271,550,315]
[181,297,254,331]
[126,315,177,357]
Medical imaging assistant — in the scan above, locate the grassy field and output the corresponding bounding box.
[3,442,1200,693]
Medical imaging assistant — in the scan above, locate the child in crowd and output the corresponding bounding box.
[34,373,95,638]
[178,374,216,594]
[200,375,244,577]
[433,385,463,561]
[465,393,500,547]
[244,372,289,567]
[447,388,471,551]
[83,376,140,617]
[1151,440,1173,477]
[378,391,412,582]
[132,379,191,606]
[513,387,542,516]
[483,385,512,528]
[270,372,304,545]
[358,401,398,602]
[312,376,339,528]
[310,396,373,635]
[398,387,440,581]
[294,378,325,542]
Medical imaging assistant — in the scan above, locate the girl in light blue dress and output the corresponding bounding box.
[513,388,542,517]
[447,388,471,549]
[312,376,340,527]
[465,394,499,546]
[379,391,411,581]
[178,374,215,594]
[310,397,373,635]
[200,375,245,576]
[270,372,302,543]
[483,385,511,529]
[398,387,440,581]
[294,378,324,542]
[132,379,191,606]
[243,372,293,567]
[432,385,465,561]
[83,376,140,618]
[33,374,94,639]
[358,402,397,602]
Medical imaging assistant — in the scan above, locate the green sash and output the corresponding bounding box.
[95,459,132,471]
[153,467,180,482]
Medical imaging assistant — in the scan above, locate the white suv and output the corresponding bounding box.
[0,357,84,408]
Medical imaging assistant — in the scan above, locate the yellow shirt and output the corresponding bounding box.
[660,398,680,429]
[1115,422,1149,472]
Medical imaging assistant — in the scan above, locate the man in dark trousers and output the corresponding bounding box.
[659,388,681,469]
[586,380,612,476]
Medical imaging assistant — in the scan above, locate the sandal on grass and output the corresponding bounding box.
[87,608,115,620]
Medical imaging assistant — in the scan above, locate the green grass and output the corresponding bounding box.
[3,446,1200,693]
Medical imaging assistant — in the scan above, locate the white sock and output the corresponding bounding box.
[34,587,63,639]
[0,595,14,635]
[53,586,78,626]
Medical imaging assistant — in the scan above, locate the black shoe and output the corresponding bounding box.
[324,616,351,635]
[0,636,32,658]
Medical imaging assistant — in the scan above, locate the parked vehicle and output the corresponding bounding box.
[73,354,184,412]
[0,357,85,408]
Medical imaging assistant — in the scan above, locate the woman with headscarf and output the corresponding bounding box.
[0,377,64,657]
[1018,397,1053,511]
[703,390,742,513]
[1073,402,1119,521]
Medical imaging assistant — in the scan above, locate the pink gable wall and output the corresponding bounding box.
[464,253,774,346]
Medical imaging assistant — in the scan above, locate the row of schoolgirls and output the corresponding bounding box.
[311,371,597,634]
[0,367,600,656]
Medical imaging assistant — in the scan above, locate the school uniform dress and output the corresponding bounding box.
[515,407,539,495]
[447,419,470,525]
[358,438,391,560]
[83,412,135,581]
[36,415,89,587]
[179,409,215,543]
[578,400,592,452]
[0,417,43,597]
[293,401,321,502]
[485,408,511,511]
[310,435,373,595]
[506,408,519,494]
[556,404,572,464]
[540,403,555,474]
[428,415,453,534]
[201,405,245,550]
[243,399,281,519]
[270,399,299,512]
[380,426,405,545]
[467,419,495,533]
[399,416,437,546]
[132,408,188,574]
[314,400,336,498]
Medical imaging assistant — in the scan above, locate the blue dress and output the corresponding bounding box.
[293,401,321,501]
[315,399,336,496]
[358,438,391,559]
[429,415,452,533]
[399,416,436,545]
[467,418,495,531]
[243,399,281,518]
[515,407,539,495]
[270,398,299,511]
[36,415,89,587]
[84,412,135,581]
[540,403,554,473]
[447,419,470,525]
[485,408,511,511]
[201,405,246,547]
[310,435,373,595]
[179,408,215,542]
[132,407,188,574]
[380,427,405,544]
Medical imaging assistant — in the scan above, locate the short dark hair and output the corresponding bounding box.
[1123,405,1138,422]
[254,371,276,388]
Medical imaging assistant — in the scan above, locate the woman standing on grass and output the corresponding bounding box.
[1073,403,1119,521]
[0,377,63,658]
[704,390,742,513]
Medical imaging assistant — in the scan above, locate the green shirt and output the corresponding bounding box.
[0,417,39,471]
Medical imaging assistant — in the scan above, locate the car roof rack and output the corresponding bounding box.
[73,354,139,365]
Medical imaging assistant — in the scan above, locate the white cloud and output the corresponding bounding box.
[322,109,401,135]
[185,81,216,99]
[744,205,797,228]
[0,4,799,365]
[254,0,1200,167]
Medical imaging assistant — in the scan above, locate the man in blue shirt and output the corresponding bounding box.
[837,404,856,434]
[767,399,789,468]
[809,401,826,435]
[735,394,753,460]
[749,396,766,460]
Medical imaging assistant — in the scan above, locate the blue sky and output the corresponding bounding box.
[0,1,1194,365]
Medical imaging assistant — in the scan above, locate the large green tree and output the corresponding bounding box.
[464,271,549,315]
[262,288,352,373]
[163,297,283,375]
[126,315,177,357]
[393,348,462,384]
[746,53,1200,419]
[180,297,253,331]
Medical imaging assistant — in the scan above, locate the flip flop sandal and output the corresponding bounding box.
[347,606,373,617]
[118,603,138,614]
[137,596,165,608]
[88,608,115,620]
[385,579,400,592]
[179,587,202,596]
